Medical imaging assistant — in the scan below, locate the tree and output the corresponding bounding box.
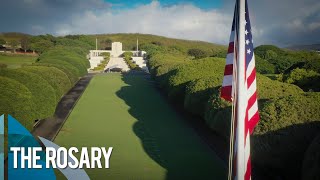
[100,39,112,50]
[188,48,207,59]
[283,68,320,91]
[30,40,54,54]
[8,40,19,53]
[21,37,30,53]
[0,39,6,46]
[265,50,278,60]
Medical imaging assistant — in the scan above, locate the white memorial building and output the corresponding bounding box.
[88,41,147,71]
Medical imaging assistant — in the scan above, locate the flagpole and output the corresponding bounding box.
[236,0,246,179]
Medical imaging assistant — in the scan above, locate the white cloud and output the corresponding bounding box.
[54,1,233,45]
[2,0,319,46]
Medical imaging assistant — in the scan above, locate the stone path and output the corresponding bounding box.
[31,74,94,141]
[105,57,130,71]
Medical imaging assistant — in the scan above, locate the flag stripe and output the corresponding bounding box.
[221,86,233,101]
[223,75,233,86]
[224,64,234,75]
[220,0,260,179]
[228,42,235,53]
[226,53,234,65]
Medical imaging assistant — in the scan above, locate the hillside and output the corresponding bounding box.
[87,33,227,55]
[287,44,320,51]
[0,32,31,42]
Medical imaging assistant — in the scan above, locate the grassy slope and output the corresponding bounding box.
[0,54,37,68]
[54,74,225,180]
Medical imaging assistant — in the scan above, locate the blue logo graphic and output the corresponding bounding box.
[4,115,89,180]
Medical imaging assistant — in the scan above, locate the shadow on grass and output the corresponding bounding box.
[116,72,225,180]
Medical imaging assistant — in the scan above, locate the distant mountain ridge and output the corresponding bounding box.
[0,32,31,42]
[287,44,320,51]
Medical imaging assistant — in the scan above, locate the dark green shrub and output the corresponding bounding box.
[251,93,320,179]
[255,55,276,74]
[255,93,320,135]
[254,45,283,59]
[184,76,222,116]
[101,52,110,60]
[21,66,72,102]
[0,68,57,120]
[0,63,7,68]
[301,133,320,180]
[123,51,139,70]
[93,59,109,71]
[252,121,320,180]
[282,68,320,91]
[188,48,207,59]
[257,74,303,99]
[0,76,35,130]
[304,58,320,73]
[204,73,303,139]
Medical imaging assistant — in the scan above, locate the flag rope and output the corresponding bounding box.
[228,1,239,179]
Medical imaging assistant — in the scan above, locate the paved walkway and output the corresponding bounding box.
[31,74,94,140]
[105,57,130,71]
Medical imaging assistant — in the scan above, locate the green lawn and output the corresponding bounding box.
[0,54,37,68]
[54,73,226,180]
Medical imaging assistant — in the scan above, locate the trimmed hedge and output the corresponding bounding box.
[0,76,35,129]
[0,68,56,121]
[168,57,225,102]
[20,66,72,102]
[301,133,320,180]
[256,73,304,99]
[0,36,91,131]
[123,51,137,70]
[203,74,304,139]
[255,93,320,135]
[39,47,88,76]
[184,76,221,116]
[38,58,81,78]
[252,93,320,179]
[140,41,320,179]
[30,63,79,84]
[148,53,186,90]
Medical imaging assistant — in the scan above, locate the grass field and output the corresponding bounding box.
[54,73,226,180]
[0,54,37,68]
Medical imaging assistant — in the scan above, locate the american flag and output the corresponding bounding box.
[220,0,260,179]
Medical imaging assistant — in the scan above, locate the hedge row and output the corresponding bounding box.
[0,39,91,129]
[0,68,57,127]
[301,133,320,180]
[252,93,320,178]
[123,52,137,70]
[21,66,72,102]
[0,76,35,129]
[147,46,320,179]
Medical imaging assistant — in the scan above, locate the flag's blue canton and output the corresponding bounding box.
[245,0,254,69]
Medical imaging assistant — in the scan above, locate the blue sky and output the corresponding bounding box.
[106,0,222,10]
[0,0,319,46]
